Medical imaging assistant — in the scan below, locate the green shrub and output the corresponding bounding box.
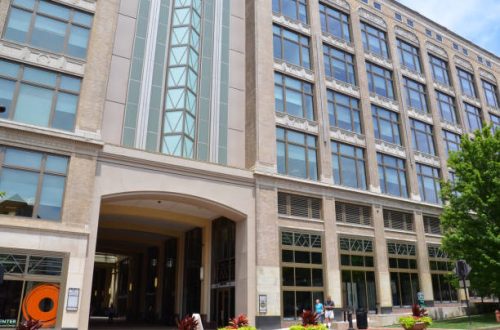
[289,324,327,330]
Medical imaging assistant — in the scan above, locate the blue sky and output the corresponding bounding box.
[397,0,500,56]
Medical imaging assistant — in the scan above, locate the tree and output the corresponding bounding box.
[440,126,500,297]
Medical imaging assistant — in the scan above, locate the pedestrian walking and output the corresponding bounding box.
[324,296,335,329]
[314,298,324,324]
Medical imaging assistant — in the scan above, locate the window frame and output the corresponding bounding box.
[276,127,318,180]
[490,113,500,132]
[404,77,428,113]
[429,54,451,86]
[366,62,394,99]
[387,241,419,307]
[397,39,421,73]
[319,3,351,42]
[274,72,315,121]
[372,105,401,145]
[360,22,389,58]
[416,163,441,204]
[463,102,483,132]
[482,80,499,108]
[436,91,458,124]
[428,245,458,303]
[327,90,362,134]
[377,153,408,198]
[410,119,436,155]
[457,68,477,98]
[441,130,461,156]
[323,44,356,85]
[273,24,311,69]
[272,0,308,24]
[331,141,367,190]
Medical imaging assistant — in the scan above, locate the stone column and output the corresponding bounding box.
[372,205,392,313]
[323,197,342,306]
[472,65,492,125]
[414,211,434,305]
[448,56,472,132]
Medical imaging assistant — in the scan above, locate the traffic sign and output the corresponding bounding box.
[455,260,471,279]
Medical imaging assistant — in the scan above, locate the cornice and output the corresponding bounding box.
[322,0,350,11]
[275,113,319,135]
[479,69,497,83]
[358,8,387,29]
[394,26,419,45]
[454,55,473,71]
[426,42,448,59]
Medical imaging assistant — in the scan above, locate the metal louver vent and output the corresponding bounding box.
[383,209,414,231]
[335,202,372,226]
[424,216,442,234]
[277,192,322,219]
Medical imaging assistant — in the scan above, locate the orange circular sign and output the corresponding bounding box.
[22,284,59,328]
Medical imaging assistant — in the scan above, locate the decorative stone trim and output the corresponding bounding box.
[364,50,393,69]
[454,56,473,71]
[440,121,463,134]
[358,8,387,29]
[433,81,456,96]
[56,0,96,12]
[272,13,311,35]
[329,127,366,146]
[462,94,481,107]
[426,42,447,58]
[407,108,433,124]
[325,77,360,97]
[322,32,354,52]
[374,139,406,158]
[488,107,500,117]
[275,112,319,134]
[273,59,315,82]
[370,92,400,112]
[479,69,497,83]
[395,26,419,45]
[401,66,425,83]
[323,0,350,10]
[0,41,85,76]
[414,151,441,167]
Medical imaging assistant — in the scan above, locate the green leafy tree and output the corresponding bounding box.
[440,126,500,297]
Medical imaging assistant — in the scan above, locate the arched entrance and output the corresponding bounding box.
[89,193,241,329]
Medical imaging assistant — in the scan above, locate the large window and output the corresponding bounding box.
[319,3,351,42]
[404,77,428,112]
[339,237,377,312]
[335,202,372,226]
[428,245,458,303]
[388,242,419,307]
[372,105,401,145]
[272,0,308,24]
[281,231,324,320]
[457,68,477,98]
[464,102,483,131]
[397,39,421,73]
[442,130,461,156]
[423,216,442,235]
[491,113,500,132]
[436,92,458,124]
[366,62,394,99]
[360,22,389,58]
[277,127,318,180]
[323,45,356,85]
[377,153,408,197]
[0,59,81,131]
[0,147,68,221]
[410,119,435,155]
[278,192,322,219]
[275,72,314,120]
[482,80,499,108]
[416,163,441,204]
[273,24,311,69]
[331,141,367,189]
[4,0,93,59]
[383,209,414,231]
[429,55,450,86]
[327,91,362,134]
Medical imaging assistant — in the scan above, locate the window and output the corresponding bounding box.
[482,80,499,108]
[335,202,372,226]
[377,153,408,197]
[331,141,367,189]
[417,163,441,204]
[407,19,414,28]
[366,62,394,99]
[360,22,389,58]
[428,245,458,303]
[490,113,500,132]
[339,237,377,311]
[383,209,414,231]
[281,231,324,320]
[273,25,311,69]
[397,39,421,73]
[464,102,483,131]
[424,216,442,235]
[452,43,459,51]
[0,59,81,131]
[442,130,461,156]
[387,242,419,307]
[278,192,322,219]
[323,45,356,85]
[462,48,468,56]
[361,0,368,3]
[374,2,381,10]
[486,60,492,68]
[404,77,428,112]
[275,72,314,120]
[372,105,401,145]
[327,91,362,134]
[0,147,68,221]
[436,91,458,124]
[410,119,435,155]
[429,55,450,86]
[457,68,477,98]
[395,12,402,21]
[477,56,483,63]
[436,34,443,42]
[277,127,318,180]
[272,0,308,23]
[319,4,351,42]
[4,0,93,59]
[425,29,432,37]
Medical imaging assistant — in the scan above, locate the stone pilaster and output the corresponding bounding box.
[324,197,342,305]
[414,211,434,304]
[372,204,392,312]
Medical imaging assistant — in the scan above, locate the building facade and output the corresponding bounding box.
[0,0,498,329]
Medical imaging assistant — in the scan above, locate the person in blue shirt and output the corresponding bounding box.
[314,299,324,324]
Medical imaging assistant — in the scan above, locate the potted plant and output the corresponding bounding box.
[178,315,199,330]
[398,305,432,330]
[289,310,327,330]
[218,314,256,330]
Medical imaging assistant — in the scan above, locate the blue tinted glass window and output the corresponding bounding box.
[429,55,450,86]
[464,103,482,131]
[378,153,408,197]
[277,127,318,180]
[372,105,401,145]
[404,78,427,112]
[457,68,476,98]
[327,91,361,134]
[331,141,367,189]
[273,25,311,69]
[4,8,31,42]
[361,22,389,58]
[482,80,499,108]
[410,119,435,155]
[323,45,356,85]
[319,4,351,42]
[417,164,441,204]
[366,62,394,99]
[274,73,314,120]
[397,39,421,73]
[273,0,308,24]
[436,92,457,124]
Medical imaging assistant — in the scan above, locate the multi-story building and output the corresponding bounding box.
[0,0,498,329]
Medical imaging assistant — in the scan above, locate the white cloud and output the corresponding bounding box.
[396,0,500,56]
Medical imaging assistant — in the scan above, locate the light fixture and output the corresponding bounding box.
[129,283,133,292]
[199,266,204,281]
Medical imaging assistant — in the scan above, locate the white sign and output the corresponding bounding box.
[459,280,471,288]
[259,295,267,314]
[66,288,80,311]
